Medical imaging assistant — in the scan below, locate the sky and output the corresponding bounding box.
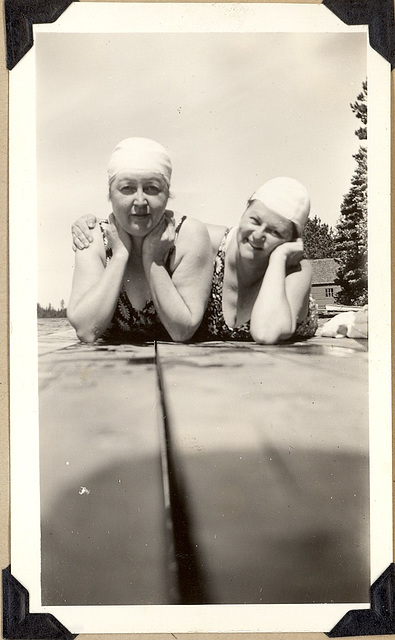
[35,30,366,308]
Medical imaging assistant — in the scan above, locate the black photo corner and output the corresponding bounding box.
[2,567,77,640]
[3,564,395,638]
[4,0,395,70]
[4,0,78,70]
[3,0,395,637]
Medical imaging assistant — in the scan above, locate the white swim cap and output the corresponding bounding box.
[107,137,172,186]
[250,177,310,233]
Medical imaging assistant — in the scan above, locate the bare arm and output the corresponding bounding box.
[67,219,130,342]
[143,217,213,342]
[249,240,312,344]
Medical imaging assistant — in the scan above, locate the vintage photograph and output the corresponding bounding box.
[9,2,392,635]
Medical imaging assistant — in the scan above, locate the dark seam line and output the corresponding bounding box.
[153,341,179,605]
[154,342,210,604]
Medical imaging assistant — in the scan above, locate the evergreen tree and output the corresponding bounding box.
[350,80,367,140]
[37,302,68,318]
[303,215,335,259]
[334,82,368,305]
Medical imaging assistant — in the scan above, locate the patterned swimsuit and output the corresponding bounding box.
[195,228,318,342]
[99,216,186,343]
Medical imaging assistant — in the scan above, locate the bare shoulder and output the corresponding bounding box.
[169,217,212,274]
[176,216,211,247]
[177,219,228,254]
[205,223,228,253]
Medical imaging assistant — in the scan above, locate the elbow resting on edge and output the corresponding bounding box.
[167,324,199,343]
[67,310,99,344]
[75,329,98,344]
[250,326,294,345]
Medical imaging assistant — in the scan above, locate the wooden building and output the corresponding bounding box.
[310,258,341,311]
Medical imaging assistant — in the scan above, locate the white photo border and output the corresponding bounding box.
[9,2,392,634]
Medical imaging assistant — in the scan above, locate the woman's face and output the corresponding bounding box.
[237,200,295,261]
[110,171,169,236]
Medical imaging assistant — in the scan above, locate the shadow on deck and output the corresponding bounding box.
[38,335,370,606]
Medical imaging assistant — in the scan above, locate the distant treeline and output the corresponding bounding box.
[37,302,67,318]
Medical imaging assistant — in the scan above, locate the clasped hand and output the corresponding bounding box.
[102,213,132,256]
[142,210,176,266]
[101,211,176,265]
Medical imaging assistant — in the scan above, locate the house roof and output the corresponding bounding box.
[310,258,338,285]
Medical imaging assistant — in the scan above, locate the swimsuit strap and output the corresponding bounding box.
[218,227,233,256]
[165,214,187,270]
[215,227,250,336]
[99,220,112,260]
[99,219,107,240]
[214,227,232,301]
[99,214,185,235]
[99,215,187,270]
[174,214,187,236]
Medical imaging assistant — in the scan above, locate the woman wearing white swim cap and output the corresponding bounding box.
[71,174,317,344]
[195,177,318,343]
[67,137,213,343]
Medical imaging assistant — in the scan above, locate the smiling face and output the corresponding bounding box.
[109,171,169,236]
[237,200,296,261]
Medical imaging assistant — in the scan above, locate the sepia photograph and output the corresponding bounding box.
[8,2,392,635]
